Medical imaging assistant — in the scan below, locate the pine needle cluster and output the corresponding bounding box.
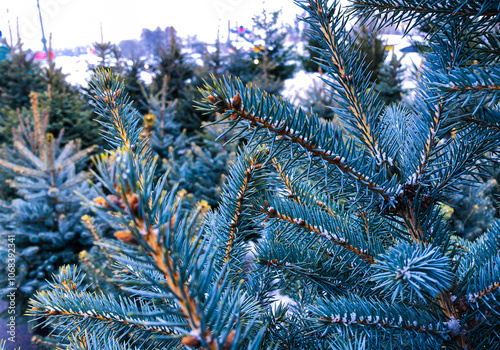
[0,92,95,321]
[26,0,500,349]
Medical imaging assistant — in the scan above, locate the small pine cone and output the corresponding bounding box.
[114,231,137,245]
[222,330,236,350]
[232,93,242,110]
[207,95,217,103]
[93,197,107,207]
[103,195,116,207]
[94,195,125,209]
[128,193,139,216]
[181,335,201,348]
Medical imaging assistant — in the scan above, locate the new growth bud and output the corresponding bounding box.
[232,93,242,110]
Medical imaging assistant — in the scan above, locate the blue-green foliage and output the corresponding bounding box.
[376,53,405,104]
[28,70,264,349]
[0,94,95,320]
[162,126,234,207]
[146,87,235,207]
[226,9,296,96]
[448,177,498,240]
[372,242,453,302]
[27,0,500,349]
[193,0,500,347]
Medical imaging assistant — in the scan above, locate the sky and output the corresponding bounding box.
[0,0,303,51]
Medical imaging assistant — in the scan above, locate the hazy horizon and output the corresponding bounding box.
[0,0,302,51]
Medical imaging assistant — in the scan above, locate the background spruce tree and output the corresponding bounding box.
[226,43,259,85]
[161,121,236,208]
[27,1,500,349]
[0,93,95,321]
[122,58,148,115]
[88,41,122,74]
[375,52,405,104]
[147,27,210,133]
[0,39,44,113]
[300,21,404,122]
[40,42,102,150]
[0,40,99,206]
[1,43,101,151]
[448,177,499,240]
[143,77,235,207]
[352,25,387,84]
[152,27,193,101]
[351,24,405,105]
[226,9,297,96]
[249,9,297,95]
[202,32,224,78]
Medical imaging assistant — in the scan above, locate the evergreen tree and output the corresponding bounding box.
[144,77,235,207]
[162,121,236,208]
[226,43,259,85]
[153,27,193,101]
[376,52,405,104]
[148,27,204,132]
[448,178,498,240]
[249,9,297,95]
[0,93,95,321]
[203,32,224,77]
[88,41,122,74]
[225,9,297,96]
[351,24,406,105]
[40,42,102,150]
[1,39,101,150]
[298,69,338,121]
[352,24,387,85]
[122,58,148,115]
[0,39,44,112]
[302,23,322,73]
[28,1,500,349]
